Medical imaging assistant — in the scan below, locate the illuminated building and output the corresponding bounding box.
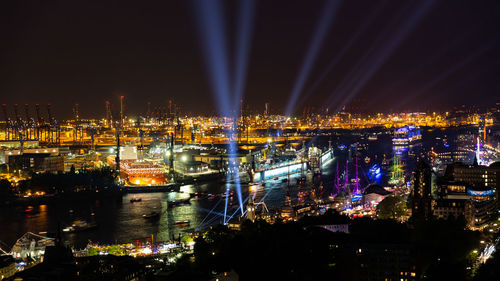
[0,140,39,149]
[435,161,500,228]
[1,147,61,164]
[433,180,498,228]
[445,161,500,203]
[174,160,210,175]
[0,255,16,280]
[435,150,474,165]
[227,219,242,230]
[446,161,497,187]
[436,182,468,199]
[433,199,466,220]
[433,182,467,219]
[171,149,216,175]
[465,186,497,229]
[8,153,64,173]
[193,148,254,171]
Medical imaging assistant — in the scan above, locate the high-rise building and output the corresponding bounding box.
[411,161,433,218]
[443,161,500,228]
[434,182,468,220]
[465,185,497,229]
[445,161,500,202]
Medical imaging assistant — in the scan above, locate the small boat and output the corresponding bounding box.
[364,156,371,164]
[167,198,191,208]
[175,220,190,226]
[63,220,98,233]
[143,212,160,219]
[23,206,39,215]
[281,178,288,183]
[190,192,206,198]
[297,177,306,185]
[221,191,235,198]
[130,197,142,203]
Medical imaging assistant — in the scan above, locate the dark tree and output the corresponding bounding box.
[376,196,407,219]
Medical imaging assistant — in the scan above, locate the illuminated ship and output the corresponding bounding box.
[143,211,160,219]
[107,157,166,185]
[175,220,190,226]
[368,164,381,181]
[63,220,98,233]
[388,156,405,186]
[252,147,334,182]
[121,161,166,185]
[392,126,422,146]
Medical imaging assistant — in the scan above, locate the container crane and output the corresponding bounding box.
[2,104,12,140]
[24,104,33,140]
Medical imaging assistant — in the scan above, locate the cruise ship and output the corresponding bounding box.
[252,147,334,182]
[392,126,422,146]
[107,156,166,185]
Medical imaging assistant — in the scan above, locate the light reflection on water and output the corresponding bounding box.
[0,173,322,248]
[0,132,447,248]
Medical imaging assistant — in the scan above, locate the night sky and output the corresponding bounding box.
[1,0,499,118]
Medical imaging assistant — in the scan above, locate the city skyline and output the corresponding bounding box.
[1,1,500,280]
